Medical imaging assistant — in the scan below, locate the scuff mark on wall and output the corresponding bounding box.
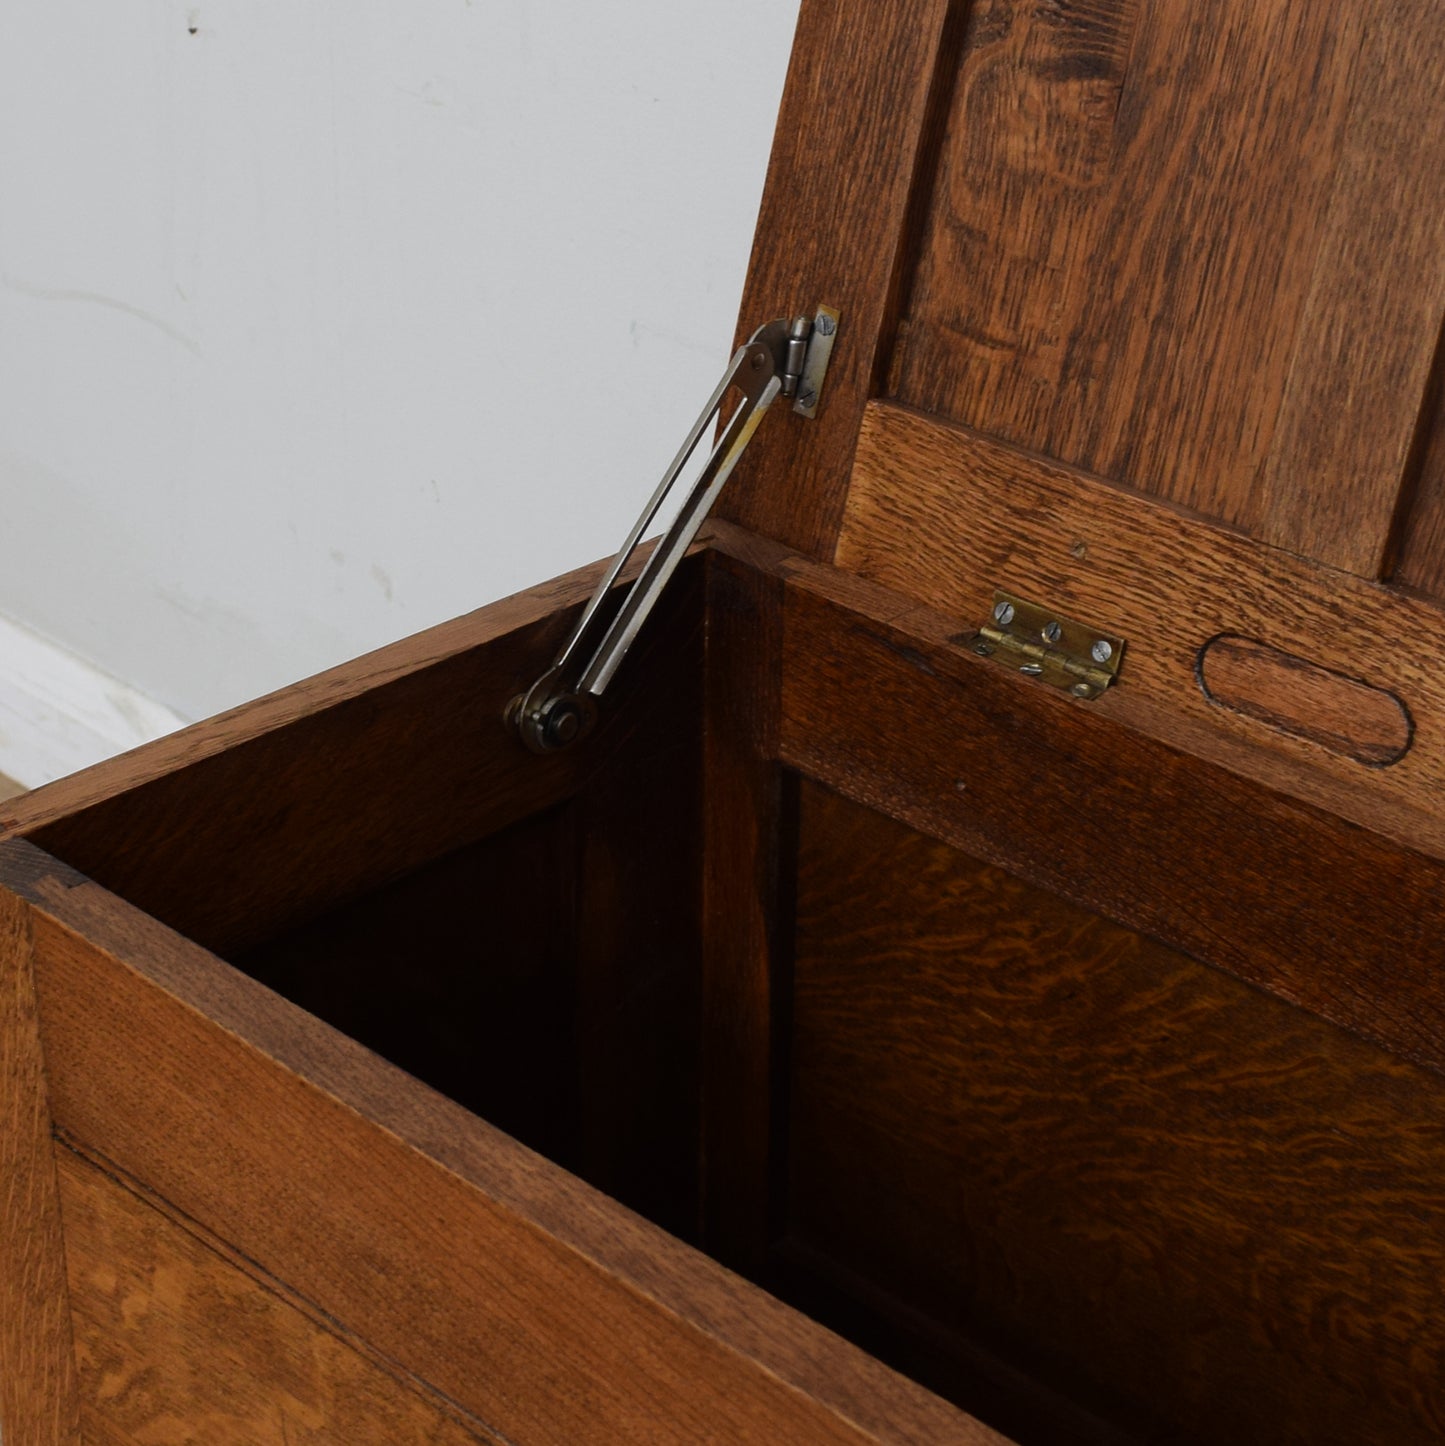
[2,273,201,356]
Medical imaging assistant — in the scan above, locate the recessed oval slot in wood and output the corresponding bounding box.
[1197,634,1413,767]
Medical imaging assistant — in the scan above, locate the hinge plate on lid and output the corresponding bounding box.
[791,304,840,417]
[972,591,1124,700]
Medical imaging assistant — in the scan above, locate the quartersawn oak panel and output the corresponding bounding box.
[1251,0,1445,573]
[4,840,998,1446]
[837,401,1445,862]
[751,541,1445,1080]
[889,0,1445,576]
[1396,362,1445,600]
[786,780,1445,1446]
[56,1146,501,1446]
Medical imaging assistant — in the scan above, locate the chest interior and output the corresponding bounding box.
[13,4,1445,1443]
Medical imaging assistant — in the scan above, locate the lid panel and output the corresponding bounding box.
[1396,382,1445,599]
[879,0,1445,579]
[717,0,954,561]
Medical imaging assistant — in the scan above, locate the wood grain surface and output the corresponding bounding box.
[1253,0,1445,573]
[887,0,1445,577]
[0,887,81,1446]
[837,401,1445,860]
[1395,371,1445,600]
[0,546,676,957]
[6,839,1002,1446]
[784,781,1445,1445]
[716,0,955,559]
[698,546,787,1271]
[1197,635,1412,765]
[567,564,704,1237]
[57,1145,501,1446]
[696,528,1445,1079]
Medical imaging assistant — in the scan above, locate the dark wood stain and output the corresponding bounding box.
[767,548,1445,1080]
[235,807,587,1173]
[889,0,1445,578]
[1196,634,1413,766]
[717,0,954,560]
[784,779,1445,1445]
[698,547,788,1270]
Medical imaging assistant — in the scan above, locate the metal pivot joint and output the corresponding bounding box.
[507,306,840,753]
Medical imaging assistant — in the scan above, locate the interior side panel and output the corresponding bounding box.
[781,778,1445,1446]
[235,807,587,1174]
[233,717,705,1240]
[15,563,707,1243]
[8,555,706,962]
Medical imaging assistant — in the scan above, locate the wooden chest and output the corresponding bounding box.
[7,5,1445,1442]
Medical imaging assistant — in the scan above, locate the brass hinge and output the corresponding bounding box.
[972,591,1124,700]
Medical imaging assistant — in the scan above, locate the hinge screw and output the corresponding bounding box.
[1091,639,1113,663]
[814,311,837,336]
[993,600,1015,625]
[1071,681,1095,698]
[1042,621,1063,643]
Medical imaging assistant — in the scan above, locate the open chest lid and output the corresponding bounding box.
[702,0,1445,863]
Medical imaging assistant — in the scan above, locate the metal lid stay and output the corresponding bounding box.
[507,306,839,752]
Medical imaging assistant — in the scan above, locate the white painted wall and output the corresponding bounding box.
[0,1,798,784]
